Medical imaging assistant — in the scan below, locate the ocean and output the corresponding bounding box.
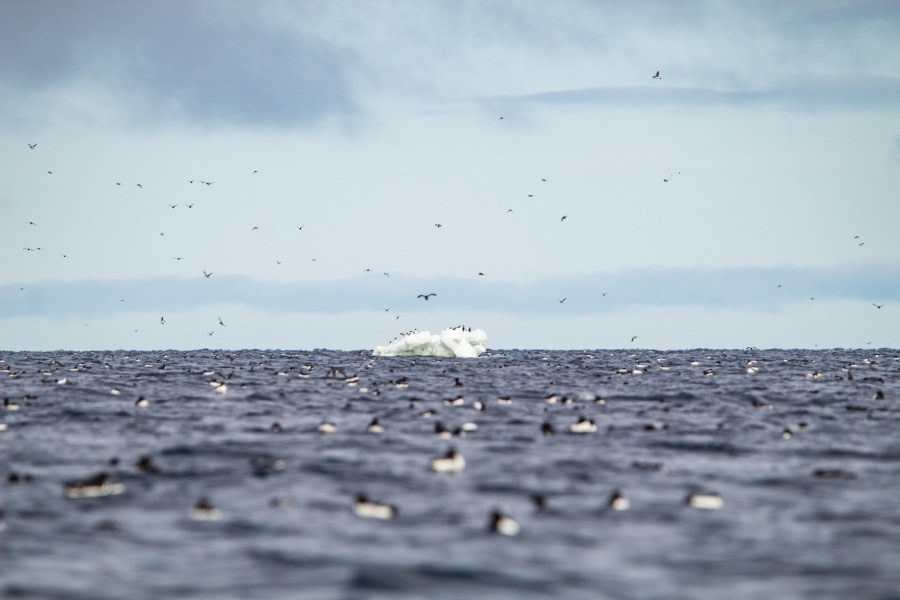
[2,349,898,599]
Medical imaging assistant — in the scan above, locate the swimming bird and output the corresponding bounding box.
[317,421,337,434]
[607,489,630,511]
[28,143,37,149]
[353,494,397,520]
[418,293,437,301]
[653,71,661,79]
[63,473,125,499]
[191,497,222,520]
[488,510,520,536]
[685,492,723,509]
[430,448,465,473]
[366,418,384,433]
[168,203,178,209]
[202,181,214,186]
[569,416,597,434]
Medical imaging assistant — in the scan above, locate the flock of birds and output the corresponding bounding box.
[16,69,888,345]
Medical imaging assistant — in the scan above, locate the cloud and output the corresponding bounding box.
[3,262,897,319]
[490,74,900,114]
[0,1,358,127]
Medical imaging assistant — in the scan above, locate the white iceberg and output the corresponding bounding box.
[373,327,488,358]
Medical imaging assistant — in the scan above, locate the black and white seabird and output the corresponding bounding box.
[191,497,222,520]
[63,473,125,499]
[430,448,465,473]
[488,510,520,536]
[353,494,397,520]
[607,489,630,511]
[653,71,661,79]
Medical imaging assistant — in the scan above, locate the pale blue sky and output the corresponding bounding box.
[2,0,898,350]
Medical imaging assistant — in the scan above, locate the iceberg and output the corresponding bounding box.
[373,327,488,358]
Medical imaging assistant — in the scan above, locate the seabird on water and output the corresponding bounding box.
[488,510,520,536]
[430,448,465,473]
[353,494,397,520]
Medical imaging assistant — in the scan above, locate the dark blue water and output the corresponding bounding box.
[2,349,899,599]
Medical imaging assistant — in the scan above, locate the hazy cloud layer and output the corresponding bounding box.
[4,262,896,319]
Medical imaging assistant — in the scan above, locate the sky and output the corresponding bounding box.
[2,0,899,351]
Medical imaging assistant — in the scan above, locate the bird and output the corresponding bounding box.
[189,179,196,184]
[136,183,142,188]
[218,317,226,327]
[207,331,214,336]
[383,307,391,312]
[168,203,178,209]
[28,143,37,149]
[430,448,465,473]
[631,336,638,342]
[26,221,37,226]
[873,303,885,309]
[559,298,566,304]
[607,490,630,511]
[653,70,661,80]
[252,170,258,174]
[488,510,520,536]
[191,497,222,520]
[685,492,723,510]
[560,215,567,222]
[202,181,214,186]
[296,225,304,231]
[160,317,166,325]
[203,271,212,278]
[541,178,548,182]
[187,203,194,209]
[353,494,397,520]
[434,223,442,228]
[418,293,437,301]
[172,257,184,261]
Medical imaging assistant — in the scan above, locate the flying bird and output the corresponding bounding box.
[559,298,567,304]
[873,303,885,309]
[218,317,227,327]
[560,215,567,222]
[160,317,166,325]
[418,293,437,301]
[203,271,212,278]
[653,71,661,80]
[187,203,195,209]
[434,223,442,228]
[631,336,638,342]
[136,183,142,188]
[28,143,37,149]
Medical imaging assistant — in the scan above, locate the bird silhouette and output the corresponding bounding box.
[203,271,212,278]
[631,336,638,342]
[28,143,37,149]
[160,317,166,325]
[559,298,566,304]
[218,317,227,327]
[873,303,885,309]
[560,215,567,222]
[653,71,661,79]
[418,293,437,301]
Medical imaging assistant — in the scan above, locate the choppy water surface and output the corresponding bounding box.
[2,349,899,599]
